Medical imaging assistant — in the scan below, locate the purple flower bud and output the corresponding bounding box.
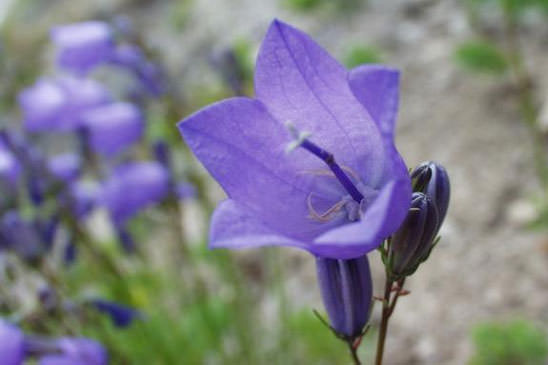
[89,299,141,328]
[315,255,372,339]
[50,21,114,74]
[19,77,111,132]
[63,237,77,265]
[48,154,82,183]
[388,192,439,278]
[101,161,170,226]
[152,140,171,168]
[0,319,25,365]
[38,337,108,365]
[116,226,135,253]
[80,102,144,157]
[411,161,450,225]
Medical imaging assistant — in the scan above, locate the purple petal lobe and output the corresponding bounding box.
[312,178,411,259]
[0,320,24,365]
[348,65,399,141]
[48,154,81,182]
[81,102,143,156]
[255,20,385,184]
[51,21,114,74]
[210,199,306,250]
[101,161,169,226]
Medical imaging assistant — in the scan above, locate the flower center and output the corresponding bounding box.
[285,124,373,223]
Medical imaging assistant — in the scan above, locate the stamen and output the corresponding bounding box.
[298,139,364,203]
[299,165,360,182]
[307,193,347,222]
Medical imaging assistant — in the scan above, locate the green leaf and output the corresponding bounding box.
[454,41,508,75]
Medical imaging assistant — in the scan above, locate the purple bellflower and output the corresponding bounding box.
[37,338,108,365]
[19,76,111,132]
[51,21,114,75]
[101,161,170,227]
[178,20,411,259]
[0,319,25,365]
[80,102,143,157]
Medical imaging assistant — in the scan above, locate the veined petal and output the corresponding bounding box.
[312,178,411,259]
[348,65,399,141]
[348,65,408,188]
[254,20,385,184]
[210,199,306,250]
[178,97,339,241]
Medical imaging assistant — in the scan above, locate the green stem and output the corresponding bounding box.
[375,277,406,365]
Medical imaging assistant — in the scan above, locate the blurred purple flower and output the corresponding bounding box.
[48,154,82,183]
[175,182,195,200]
[51,21,114,74]
[0,142,20,185]
[19,76,111,132]
[80,102,143,157]
[101,161,170,226]
[0,319,24,365]
[178,20,410,259]
[38,338,108,365]
[89,299,141,328]
[111,44,166,97]
[0,211,47,263]
[68,181,99,219]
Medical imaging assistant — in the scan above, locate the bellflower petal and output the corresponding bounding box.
[348,65,399,142]
[101,161,169,226]
[255,20,386,184]
[80,102,143,156]
[51,21,114,74]
[0,320,25,365]
[179,97,341,240]
[312,178,411,259]
[209,199,306,250]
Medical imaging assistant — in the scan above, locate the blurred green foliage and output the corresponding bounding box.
[454,41,508,75]
[344,45,383,68]
[283,0,363,12]
[284,0,324,11]
[469,320,548,365]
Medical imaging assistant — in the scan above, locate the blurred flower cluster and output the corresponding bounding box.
[1,19,193,363]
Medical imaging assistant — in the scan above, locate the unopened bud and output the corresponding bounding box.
[411,161,450,224]
[388,192,439,278]
[315,255,372,340]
